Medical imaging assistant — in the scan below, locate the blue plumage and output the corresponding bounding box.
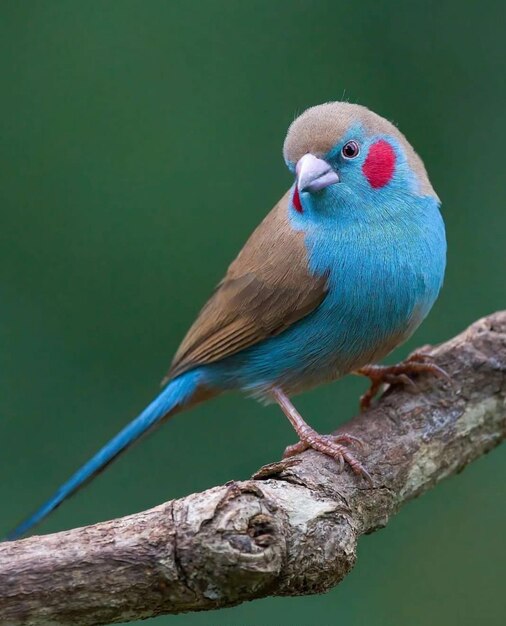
[206,131,446,396]
[6,371,201,541]
[5,102,447,540]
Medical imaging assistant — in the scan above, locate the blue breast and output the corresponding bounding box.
[204,195,446,397]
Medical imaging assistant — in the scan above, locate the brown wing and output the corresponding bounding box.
[164,191,328,382]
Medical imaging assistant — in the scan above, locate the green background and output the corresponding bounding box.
[1,2,505,625]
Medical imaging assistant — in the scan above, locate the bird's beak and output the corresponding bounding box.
[296,153,339,193]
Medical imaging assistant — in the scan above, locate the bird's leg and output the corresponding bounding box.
[357,350,450,412]
[271,387,371,483]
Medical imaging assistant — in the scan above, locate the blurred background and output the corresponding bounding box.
[0,2,504,625]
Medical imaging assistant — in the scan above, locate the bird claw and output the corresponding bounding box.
[329,433,365,450]
[282,432,371,484]
[383,372,418,391]
[357,351,451,411]
[273,387,372,485]
[407,351,452,381]
[283,432,364,457]
[336,453,344,473]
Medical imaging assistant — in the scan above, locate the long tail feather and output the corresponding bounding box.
[5,371,202,541]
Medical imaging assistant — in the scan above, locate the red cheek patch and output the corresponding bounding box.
[362,139,396,188]
[292,185,303,212]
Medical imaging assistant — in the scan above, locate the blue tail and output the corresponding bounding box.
[5,371,201,541]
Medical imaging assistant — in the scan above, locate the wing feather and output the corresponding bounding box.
[164,191,328,382]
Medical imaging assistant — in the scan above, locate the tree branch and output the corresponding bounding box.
[1,312,505,626]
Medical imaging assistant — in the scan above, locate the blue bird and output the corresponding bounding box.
[6,102,446,540]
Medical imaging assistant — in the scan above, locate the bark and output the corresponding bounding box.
[1,311,505,626]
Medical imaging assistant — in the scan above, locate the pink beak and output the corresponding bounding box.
[296,154,339,193]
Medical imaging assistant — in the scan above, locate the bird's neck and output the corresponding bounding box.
[303,193,446,285]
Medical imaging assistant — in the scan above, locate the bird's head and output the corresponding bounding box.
[283,102,438,223]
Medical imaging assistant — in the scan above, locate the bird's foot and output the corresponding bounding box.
[282,432,371,483]
[357,350,450,412]
[283,432,363,458]
[272,387,372,484]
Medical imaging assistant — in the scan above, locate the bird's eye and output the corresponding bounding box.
[342,140,360,159]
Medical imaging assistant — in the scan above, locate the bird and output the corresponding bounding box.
[6,101,447,541]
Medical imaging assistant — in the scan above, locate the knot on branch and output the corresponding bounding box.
[171,482,285,605]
